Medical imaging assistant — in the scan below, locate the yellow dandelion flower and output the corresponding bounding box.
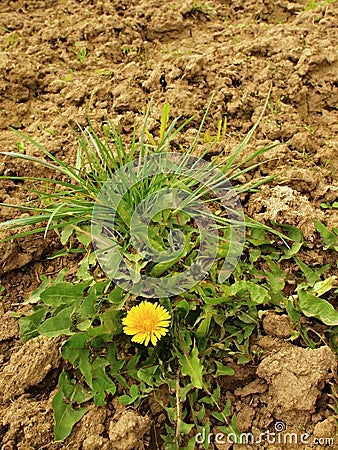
[122,301,171,346]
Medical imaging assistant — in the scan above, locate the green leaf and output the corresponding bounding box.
[177,420,194,435]
[150,246,186,276]
[53,371,92,441]
[286,298,301,322]
[196,316,211,337]
[211,398,232,422]
[108,286,125,306]
[60,224,74,245]
[215,362,235,377]
[76,252,95,282]
[100,307,121,335]
[217,414,241,439]
[248,283,270,304]
[118,394,135,406]
[19,306,48,342]
[61,333,92,388]
[178,344,203,389]
[298,289,338,326]
[195,403,206,422]
[294,258,320,284]
[76,226,92,248]
[91,357,116,405]
[159,102,170,142]
[203,295,229,305]
[106,343,126,376]
[119,384,139,406]
[230,281,269,304]
[264,258,285,292]
[314,219,338,250]
[117,198,134,226]
[25,276,51,304]
[77,289,97,319]
[198,395,214,405]
[273,222,303,243]
[40,281,91,307]
[137,365,159,386]
[279,242,303,261]
[311,276,336,297]
[53,390,88,441]
[175,299,190,316]
[38,306,74,337]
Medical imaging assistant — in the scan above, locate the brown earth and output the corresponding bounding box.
[0,0,337,449]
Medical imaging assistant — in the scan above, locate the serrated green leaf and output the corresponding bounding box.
[175,299,190,315]
[100,307,121,335]
[77,290,97,319]
[76,254,94,282]
[53,371,93,441]
[273,222,303,243]
[217,413,241,439]
[150,248,185,276]
[53,390,88,441]
[196,310,212,338]
[179,344,203,389]
[211,398,232,422]
[106,343,125,373]
[203,295,229,305]
[286,298,301,322]
[195,403,206,422]
[264,259,285,292]
[108,286,125,306]
[230,281,269,304]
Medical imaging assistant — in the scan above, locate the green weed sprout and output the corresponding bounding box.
[73,41,89,63]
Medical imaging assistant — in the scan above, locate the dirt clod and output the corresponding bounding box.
[247,185,325,239]
[108,410,152,450]
[262,312,293,339]
[0,336,61,402]
[257,344,336,412]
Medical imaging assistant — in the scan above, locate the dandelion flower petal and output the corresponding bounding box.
[122,301,171,346]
